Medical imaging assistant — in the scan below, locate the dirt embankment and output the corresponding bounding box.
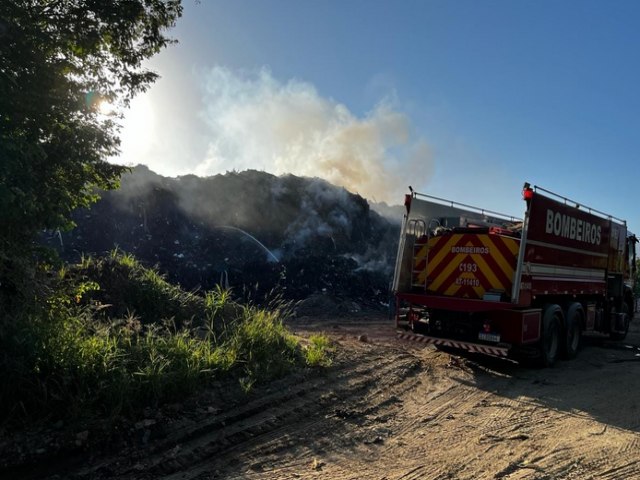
[8,313,640,479]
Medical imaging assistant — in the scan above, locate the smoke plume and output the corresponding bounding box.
[195,67,432,203]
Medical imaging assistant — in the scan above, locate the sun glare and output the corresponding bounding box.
[120,93,155,161]
[97,100,115,116]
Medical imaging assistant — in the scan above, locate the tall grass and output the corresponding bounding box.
[230,305,300,381]
[0,252,318,427]
[0,306,230,421]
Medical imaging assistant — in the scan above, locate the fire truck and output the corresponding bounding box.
[393,183,637,366]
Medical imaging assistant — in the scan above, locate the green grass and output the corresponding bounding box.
[71,251,206,327]
[0,251,322,427]
[304,334,334,367]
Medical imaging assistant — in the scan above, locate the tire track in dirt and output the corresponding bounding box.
[164,357,417,478]
[208,349,424,480]
[78,342,424,480]
[182,342,434,480]
[550,424,640,480]
[353,339,640,480]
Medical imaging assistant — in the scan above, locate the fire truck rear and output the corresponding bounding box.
[393,184,637,366]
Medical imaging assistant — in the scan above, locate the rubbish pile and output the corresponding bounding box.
[46,166,401,309]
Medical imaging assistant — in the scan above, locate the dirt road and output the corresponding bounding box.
[22,312,640,479]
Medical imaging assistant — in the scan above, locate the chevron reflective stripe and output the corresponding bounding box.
[412,233,519,300]
[396,332,510,357]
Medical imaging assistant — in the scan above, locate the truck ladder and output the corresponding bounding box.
[410,219,430,290]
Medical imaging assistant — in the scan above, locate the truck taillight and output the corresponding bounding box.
[522,183,534,209]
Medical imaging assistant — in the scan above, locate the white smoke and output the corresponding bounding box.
[195,67,433,203]
[280,178,358,251]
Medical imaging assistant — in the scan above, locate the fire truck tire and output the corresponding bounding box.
[562,303,583,360]
[610,303,630,341]
[540,304,563,367]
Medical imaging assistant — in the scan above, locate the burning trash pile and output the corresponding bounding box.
[46,166,402,311]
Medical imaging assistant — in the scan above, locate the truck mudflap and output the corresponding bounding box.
[397,331,511,357]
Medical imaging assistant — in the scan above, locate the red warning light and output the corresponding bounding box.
[522,187,534,201]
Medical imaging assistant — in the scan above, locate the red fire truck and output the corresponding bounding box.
[393,183,637,366]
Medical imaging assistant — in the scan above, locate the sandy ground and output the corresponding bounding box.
[9,312,640,479]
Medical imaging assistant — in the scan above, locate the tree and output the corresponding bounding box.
[0,1,182,296]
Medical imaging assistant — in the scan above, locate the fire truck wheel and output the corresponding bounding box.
[610,303,630,341]
[411,319,428,335]
[540,304,563,367]
[563,303,583,360]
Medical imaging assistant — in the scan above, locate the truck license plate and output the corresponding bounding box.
[478,332,500,343]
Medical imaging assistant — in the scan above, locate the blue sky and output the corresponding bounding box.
[117,0,640,232]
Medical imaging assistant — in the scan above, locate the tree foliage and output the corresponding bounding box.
[0,0,182,296]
